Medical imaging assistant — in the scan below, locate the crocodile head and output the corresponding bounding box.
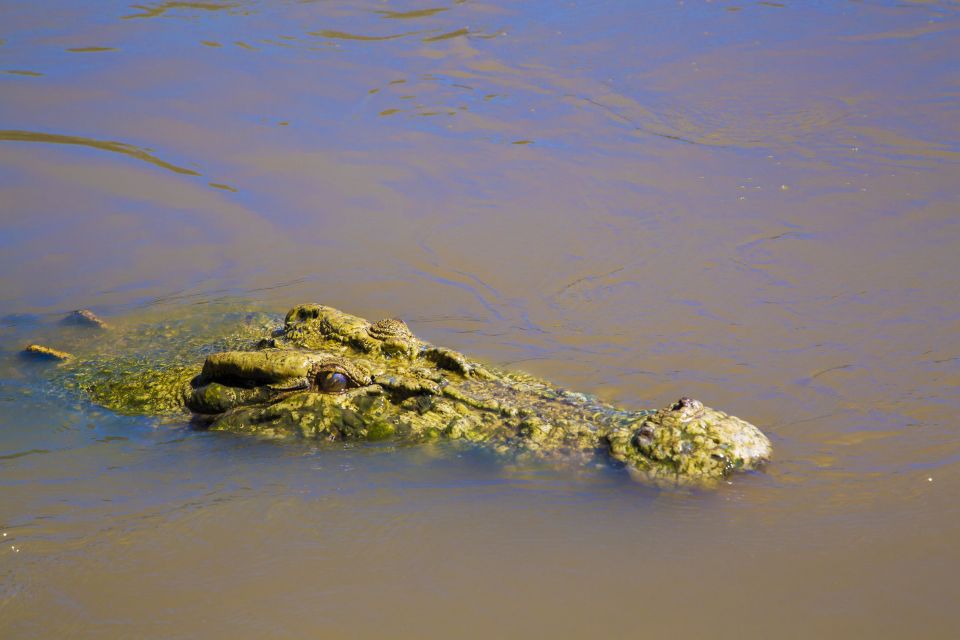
[605,397,772,482]
[185,304,771,484]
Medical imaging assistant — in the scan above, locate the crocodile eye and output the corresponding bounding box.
[310,359,369,394]
[317,371,350,393]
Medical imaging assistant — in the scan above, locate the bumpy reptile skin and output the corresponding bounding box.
[57,304,773,485]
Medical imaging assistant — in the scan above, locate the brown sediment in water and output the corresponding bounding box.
[0,0,958,637]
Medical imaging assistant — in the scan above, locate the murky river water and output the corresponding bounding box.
[1,1,959,637]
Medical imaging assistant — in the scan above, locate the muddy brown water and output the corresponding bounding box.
[1,1,959,637]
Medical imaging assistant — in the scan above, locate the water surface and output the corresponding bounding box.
[1,1,959,637]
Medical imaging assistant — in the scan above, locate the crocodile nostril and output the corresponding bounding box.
[670,396,704,418]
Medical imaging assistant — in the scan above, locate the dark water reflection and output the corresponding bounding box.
[1,1,959,637]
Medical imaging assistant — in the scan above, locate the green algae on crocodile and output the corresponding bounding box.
[41,308,280,418]
[33,303,772,485]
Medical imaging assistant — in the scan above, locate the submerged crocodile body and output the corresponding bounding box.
[36,303,772,485]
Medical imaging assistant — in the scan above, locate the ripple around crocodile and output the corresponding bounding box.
[33,303,772,487]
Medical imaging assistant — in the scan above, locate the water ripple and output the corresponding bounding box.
[0,130,201,176]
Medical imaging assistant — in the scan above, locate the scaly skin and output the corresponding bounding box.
[46,304,772,485]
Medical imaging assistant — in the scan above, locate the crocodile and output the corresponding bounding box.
[28,303,772,485]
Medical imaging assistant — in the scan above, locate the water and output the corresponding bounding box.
[1,1,959,636]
